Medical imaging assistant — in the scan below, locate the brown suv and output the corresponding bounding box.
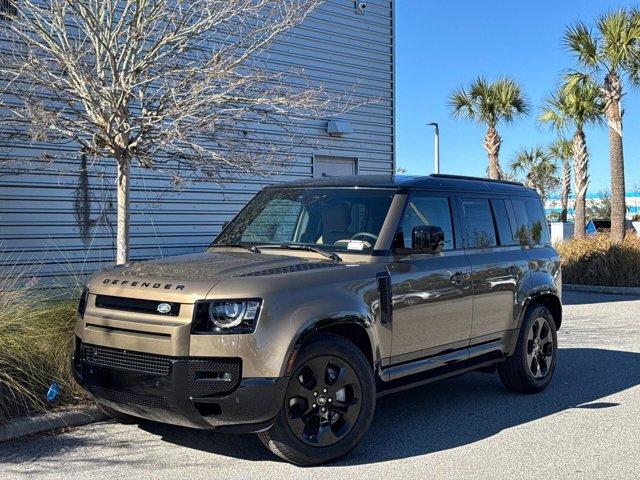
[73,174,561,465]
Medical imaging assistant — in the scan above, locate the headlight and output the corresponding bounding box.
[77,287,89,317]
[192,299,262,334]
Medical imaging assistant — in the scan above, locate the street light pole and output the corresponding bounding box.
[427,122,440,174]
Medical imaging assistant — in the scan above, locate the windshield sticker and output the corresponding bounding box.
[347,240,366,251]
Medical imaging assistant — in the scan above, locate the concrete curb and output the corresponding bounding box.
[564,284,640,296]
[0,406,109,443]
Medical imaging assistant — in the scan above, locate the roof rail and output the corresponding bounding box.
[430,173,524,187]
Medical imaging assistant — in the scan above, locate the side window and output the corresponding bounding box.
[510,196,550,245]
[399,195,454,250]
[461,198,497,248]
[490,199,518,246]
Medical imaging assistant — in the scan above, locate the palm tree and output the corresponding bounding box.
[564,10,640,243]
[547,138,573,222]
[448,77,529,179]
[539,78,604,238]
[509,146,560,206]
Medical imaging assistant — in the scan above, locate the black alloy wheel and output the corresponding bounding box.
[285,355,362,446]
[257,333,375,466]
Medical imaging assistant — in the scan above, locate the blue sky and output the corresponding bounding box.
[395,0,640,194]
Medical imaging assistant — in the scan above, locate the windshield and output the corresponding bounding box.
[212,188,395,254]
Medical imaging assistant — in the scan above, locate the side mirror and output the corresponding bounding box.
[412,225,445,254]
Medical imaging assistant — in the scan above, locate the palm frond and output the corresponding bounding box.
[598,9,640,70]
[539,92,569,132]
[547,138,573,162]
[564,22,600,69]
[540,76,604,132]
[447,86,476,120]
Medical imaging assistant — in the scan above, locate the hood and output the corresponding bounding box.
[87,251,341,301]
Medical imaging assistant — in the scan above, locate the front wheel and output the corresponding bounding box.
[257,333,375,466]
[498,303,558,393]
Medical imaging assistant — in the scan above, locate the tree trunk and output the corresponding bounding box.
[116,159,131,265]
[604,72,626,244]
[560,158,570,223]
[572,130,588,239]
[483,125,502,180]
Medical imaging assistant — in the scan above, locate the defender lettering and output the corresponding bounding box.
[102,278,185,290]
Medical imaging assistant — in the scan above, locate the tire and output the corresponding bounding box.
[96,401,140,425]
[257,333,376,466]
[498,303,558,394]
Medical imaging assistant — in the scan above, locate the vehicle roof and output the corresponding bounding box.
[267,174,538,196]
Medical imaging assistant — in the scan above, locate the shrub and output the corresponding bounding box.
[0,273,87,421]
[556,233,640,287]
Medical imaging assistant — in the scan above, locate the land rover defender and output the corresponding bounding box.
[73,174,561,465]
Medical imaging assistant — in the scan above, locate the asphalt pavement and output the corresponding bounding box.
[2,291,639,479]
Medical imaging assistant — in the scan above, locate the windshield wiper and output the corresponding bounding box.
[210,243,261,254]
[260,243,342,262]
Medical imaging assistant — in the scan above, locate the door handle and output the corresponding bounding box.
[450,271,466,284]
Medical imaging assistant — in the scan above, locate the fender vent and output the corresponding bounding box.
[376,273,392,325]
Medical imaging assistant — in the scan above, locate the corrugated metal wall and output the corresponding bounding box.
[0,0,395,281]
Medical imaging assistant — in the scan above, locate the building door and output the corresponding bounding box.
[313,156,357,178]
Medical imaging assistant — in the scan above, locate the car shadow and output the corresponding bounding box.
[142,347,640,465]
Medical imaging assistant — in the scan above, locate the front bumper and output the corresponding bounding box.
[72,338,287,433]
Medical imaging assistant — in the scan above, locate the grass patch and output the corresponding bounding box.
[0,279,87,422]
[556,234,640,287]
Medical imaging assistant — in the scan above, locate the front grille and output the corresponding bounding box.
[95,294,180,316]
[83,344,172,376]
[187,359,242,396]
[81,342,242,397]
[90,386,170,410]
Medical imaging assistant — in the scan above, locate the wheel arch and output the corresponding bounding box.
[524,292,562,330]
[281,316,378,378]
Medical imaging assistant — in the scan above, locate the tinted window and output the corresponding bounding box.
[510,196,550,245]
[398,195,454,250]
[491,199,517,246]
[461,199,497,248]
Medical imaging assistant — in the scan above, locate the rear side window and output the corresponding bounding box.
[398,195,455,250]
[461,199,497,248]
[490,199,518,246]
[510,196,550,245]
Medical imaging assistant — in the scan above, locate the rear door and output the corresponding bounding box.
[388,192,473,366]
[458,196,529,342]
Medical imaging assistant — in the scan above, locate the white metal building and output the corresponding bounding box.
[0,0,395,281]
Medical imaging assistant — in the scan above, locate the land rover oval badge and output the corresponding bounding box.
[157,303,172,314]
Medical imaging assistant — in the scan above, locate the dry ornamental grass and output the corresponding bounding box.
[0,275,87,421]
[556,234,640,287]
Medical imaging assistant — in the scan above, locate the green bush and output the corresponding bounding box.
[0,277,87,421]
[556,234,640,287]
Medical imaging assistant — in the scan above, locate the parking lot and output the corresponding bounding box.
[2,291,639,480]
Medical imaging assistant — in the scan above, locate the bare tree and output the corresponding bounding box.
[0,0,359,264]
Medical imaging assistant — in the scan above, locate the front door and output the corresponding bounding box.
[388,193,473,367]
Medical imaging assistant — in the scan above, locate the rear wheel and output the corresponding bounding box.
[498,304,558,393]
[258,333,375,465]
